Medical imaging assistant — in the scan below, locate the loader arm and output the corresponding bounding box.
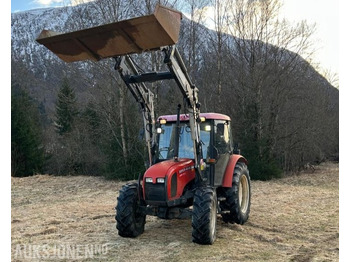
[35,4,203,179]
[115,55,155,167]
[162,46,203,178]
[114,47,203,178]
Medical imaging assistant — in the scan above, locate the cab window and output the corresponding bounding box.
[215,120,231,154]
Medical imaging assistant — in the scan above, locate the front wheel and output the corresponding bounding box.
[221,162,251,224]
[115,183,146,237]
[192,186,217,245]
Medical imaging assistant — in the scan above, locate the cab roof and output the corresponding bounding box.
[158,113,231,122]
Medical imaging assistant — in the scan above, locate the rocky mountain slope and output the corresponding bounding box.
[11,2,339,175]
[11,3,337,113]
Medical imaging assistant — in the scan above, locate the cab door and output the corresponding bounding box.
[213,120,232,186]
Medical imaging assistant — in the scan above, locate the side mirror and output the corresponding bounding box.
[233,143,240,154]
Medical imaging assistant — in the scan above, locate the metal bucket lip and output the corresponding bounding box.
[36,4,183,62]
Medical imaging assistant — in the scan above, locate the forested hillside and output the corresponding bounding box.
[11,0,339,179]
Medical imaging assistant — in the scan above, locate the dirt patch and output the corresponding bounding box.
[11,162,339,261]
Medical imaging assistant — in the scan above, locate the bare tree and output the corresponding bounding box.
[33,0,337,178]
[209,0,230,107]
[218,0,320,176]
[178,0,209,78]
[322,69,339,89]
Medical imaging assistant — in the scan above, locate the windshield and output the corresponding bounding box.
[157,122,210,160]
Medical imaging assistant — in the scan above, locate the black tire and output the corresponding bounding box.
[115,183,146,237]
[221,162,251,224]
[192,186,217,245]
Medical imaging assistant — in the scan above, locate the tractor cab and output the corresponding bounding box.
[154,113,233,185]
[141,112,238,218]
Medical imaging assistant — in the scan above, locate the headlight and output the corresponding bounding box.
[145,177,153,183]
[156,178,165,183]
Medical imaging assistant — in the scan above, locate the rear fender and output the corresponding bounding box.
[221,155,248,187]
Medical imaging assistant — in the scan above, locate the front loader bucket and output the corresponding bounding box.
[36,4,182,62]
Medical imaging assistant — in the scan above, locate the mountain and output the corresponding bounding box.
[12,7,70,66]
[11,3,210,115]
[11,1,339,176]
[11,2,338,109]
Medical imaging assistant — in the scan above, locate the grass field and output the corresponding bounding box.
[11,162,339,261]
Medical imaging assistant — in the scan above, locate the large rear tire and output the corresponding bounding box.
[221,162,251,224]
[116,183,146,237]
[192,186,217,245]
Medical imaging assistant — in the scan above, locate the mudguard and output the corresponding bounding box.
[221,155,248,187]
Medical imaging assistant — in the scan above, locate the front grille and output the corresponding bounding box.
[144,183,166,202]
[171,173,177,198]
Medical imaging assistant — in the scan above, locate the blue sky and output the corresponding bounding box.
[11,0,39,12]
[11,0,71,12]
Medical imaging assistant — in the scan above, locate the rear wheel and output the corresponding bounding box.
[221,162,251,224]
[116,183,146,237]
[192,186,217,245]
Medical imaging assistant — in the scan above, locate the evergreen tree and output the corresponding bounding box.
[55,78,78,135]
[11,88,45,177]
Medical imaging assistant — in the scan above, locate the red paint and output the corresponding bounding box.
[158,113,231,122]
[143,158,195,201]
[221,155,248,187]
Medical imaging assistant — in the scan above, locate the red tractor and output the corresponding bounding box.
[116,112,251,244]
[37,4,251,244]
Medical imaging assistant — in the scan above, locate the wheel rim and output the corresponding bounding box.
[210,197,217,238]
[239,175,249,214]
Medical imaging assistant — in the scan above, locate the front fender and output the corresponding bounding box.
[221,155,248,187]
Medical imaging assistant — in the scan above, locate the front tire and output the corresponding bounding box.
[221,162,251,224]
[192,186,217,245]
[116,183,146,237]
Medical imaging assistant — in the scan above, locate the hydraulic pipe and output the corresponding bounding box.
[174,104,181,161]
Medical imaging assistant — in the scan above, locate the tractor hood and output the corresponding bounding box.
[143,159,196,202]
[144,159,194,181]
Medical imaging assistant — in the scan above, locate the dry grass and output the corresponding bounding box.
[12,162,339,261]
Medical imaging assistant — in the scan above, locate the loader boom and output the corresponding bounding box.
[115,55,156,167]
[36,4,203,177]
[162,46,202,176]
[115,46,203,178]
